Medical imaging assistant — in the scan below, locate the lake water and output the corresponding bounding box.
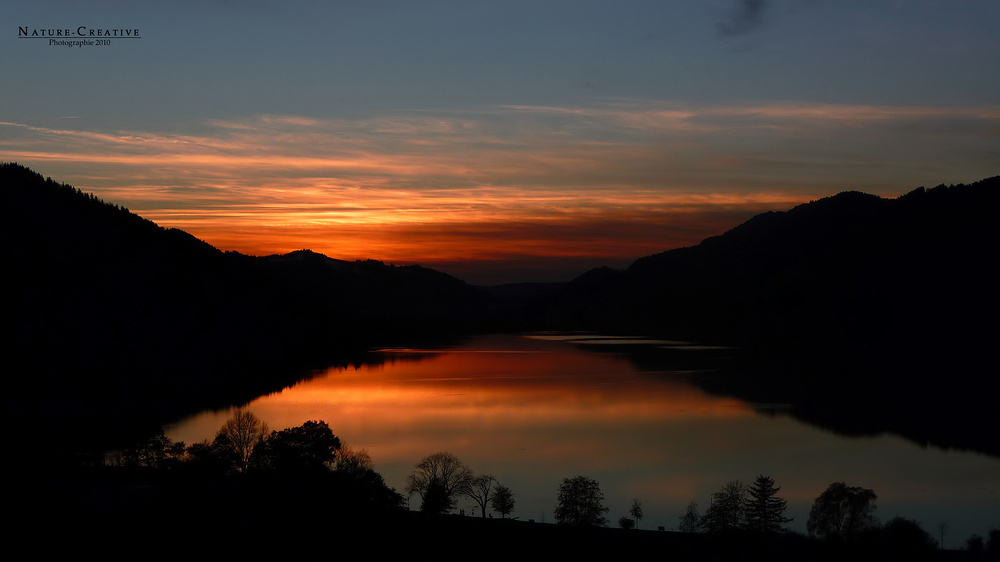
[165,333,999,544]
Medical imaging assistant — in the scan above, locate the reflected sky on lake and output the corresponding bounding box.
[166,334,999,542]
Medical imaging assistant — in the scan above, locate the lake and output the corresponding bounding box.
[165,333,999,544]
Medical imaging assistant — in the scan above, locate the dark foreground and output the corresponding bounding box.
[19,510,996,561]
[12,469,995,562]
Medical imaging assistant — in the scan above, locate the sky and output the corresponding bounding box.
[3,1,999,284]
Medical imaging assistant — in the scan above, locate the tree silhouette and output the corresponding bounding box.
[217,410,269,473]
[629,498,644,530]
[745,475,791,533]
[264,420,341,473]
[467,475,498,518]
[554,475,609,527]
[491,484,515,519]
[807,482,878,540]
[679,501,701,533]
[967,534,985,552]
[405,452,473,514]
[113,430,174,468]
[184,438,235,473]
[968,529,1000,554]
[881,516,938,554]
[418,478,454,514]
[702,480,747,533]
[334,444,374,475]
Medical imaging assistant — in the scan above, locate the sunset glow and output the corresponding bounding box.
[3,2,999,284]
[4,100,998,282]
[6,2,999,547]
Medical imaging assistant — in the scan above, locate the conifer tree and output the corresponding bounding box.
[746,474,792,533]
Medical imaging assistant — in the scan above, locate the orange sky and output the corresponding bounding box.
[3,101,998,283]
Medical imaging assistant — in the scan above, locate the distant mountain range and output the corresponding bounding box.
[4,162,998,452]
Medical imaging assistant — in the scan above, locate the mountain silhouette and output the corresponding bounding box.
[5,162,999,455]
[0,163,486,450]
[533,177,1000,455]
[540,178,1000,352]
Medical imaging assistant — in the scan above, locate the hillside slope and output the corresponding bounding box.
[543,177,1000,350]
[0,163,486,446]
[536,177,1000,455]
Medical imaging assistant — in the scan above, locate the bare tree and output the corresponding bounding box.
[335,444,374,475]
[702,480,748,532]
[405,452,474,514]
[467,475,498,518]
[217,409,269,473]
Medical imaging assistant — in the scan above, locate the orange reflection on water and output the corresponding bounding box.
[165,334,1000,537]
[270,338,746,419]
[169,335,753,467]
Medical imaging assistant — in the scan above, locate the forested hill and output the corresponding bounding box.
[533,176,1000,455]
[541,176,1000,351]
[0,163,486,445]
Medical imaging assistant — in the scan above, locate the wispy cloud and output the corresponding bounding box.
[3,99,997,282]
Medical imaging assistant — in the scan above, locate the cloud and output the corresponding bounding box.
[3,99,998,282]
[6,101,995,189]
[717,0,769,36]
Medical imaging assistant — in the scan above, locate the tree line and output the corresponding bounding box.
[403,451,998,555]
[677,476,999,553]
[104,410,405,514]
[108,414,998,554]
[110,410,371,476]
[677,476,874,538]
[404,451,515,519]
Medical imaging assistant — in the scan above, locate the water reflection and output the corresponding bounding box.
[166,334,999,542]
